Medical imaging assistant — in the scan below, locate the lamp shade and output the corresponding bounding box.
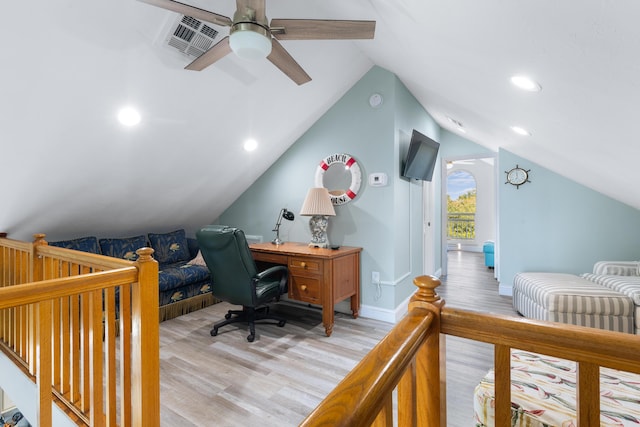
[300,188,336,217]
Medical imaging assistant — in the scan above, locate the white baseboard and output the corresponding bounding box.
[360,293,413,324]
[499,283,513,296]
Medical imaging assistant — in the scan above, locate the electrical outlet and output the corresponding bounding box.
[371,271,380,284]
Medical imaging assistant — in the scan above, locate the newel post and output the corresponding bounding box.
[132,247,159,427]
[32,233,47,282]
[31,233,53,425]
[410,275,447,427]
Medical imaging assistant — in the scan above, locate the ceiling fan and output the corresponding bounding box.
[139,0,376,85]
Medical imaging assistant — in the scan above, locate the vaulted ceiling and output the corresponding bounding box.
[3,1,639,240]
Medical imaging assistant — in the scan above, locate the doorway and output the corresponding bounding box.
[439,155,496,277]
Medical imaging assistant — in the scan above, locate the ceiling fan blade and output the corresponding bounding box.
[185,37,232,71]
[271,19,376,40]
[267,38,311,85]
[138,0,232,27]
[236,0,266,22]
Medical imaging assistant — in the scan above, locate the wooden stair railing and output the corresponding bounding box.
[301,275,640,427]
[0,233,160,427]
[300,275,446,427]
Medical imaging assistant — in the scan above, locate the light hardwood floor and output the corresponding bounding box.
[159,250,517,426]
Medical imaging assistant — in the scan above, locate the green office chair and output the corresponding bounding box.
[196,225,288,342]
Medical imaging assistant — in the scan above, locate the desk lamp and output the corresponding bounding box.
[272,208,295,245]
[300,187,336,248]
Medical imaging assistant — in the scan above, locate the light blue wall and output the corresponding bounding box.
[217,68,640,314]
[217,66,435,314]
[391,78,440,305]
[498,149,640,290]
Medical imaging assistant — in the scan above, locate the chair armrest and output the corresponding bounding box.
[593,261,639,276]
[256,265,288,295]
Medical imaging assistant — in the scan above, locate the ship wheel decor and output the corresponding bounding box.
[505,164,531,189]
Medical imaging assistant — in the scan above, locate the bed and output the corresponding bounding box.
[474,349,640,426]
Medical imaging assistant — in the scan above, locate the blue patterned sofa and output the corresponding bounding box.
[50,229,217,321]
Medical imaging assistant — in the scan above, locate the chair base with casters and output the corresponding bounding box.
[196,225,289,342]
[211,305,287,342]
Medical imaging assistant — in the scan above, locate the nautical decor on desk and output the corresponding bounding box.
[271,208,295,245]
[300,187,336,248]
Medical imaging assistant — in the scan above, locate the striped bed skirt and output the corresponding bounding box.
[513,272,634,334]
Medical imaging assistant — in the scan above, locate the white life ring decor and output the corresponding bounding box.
[315,153,362,205]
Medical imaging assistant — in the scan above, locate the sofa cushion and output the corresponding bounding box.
[581,273,640,305]
[592,261,640,276]
[99,235,148,261]
[158,262,210,293]
[49,236,101,254]
[160,280,213,306]
[148,229,191,265]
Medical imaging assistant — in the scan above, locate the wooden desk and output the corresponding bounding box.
[249,242,361,336]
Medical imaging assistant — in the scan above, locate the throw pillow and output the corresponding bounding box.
[49,236,101,254]
[99,235,148,261]
[148,229,191,264]
[187,250,207,267]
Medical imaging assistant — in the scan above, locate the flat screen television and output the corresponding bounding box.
[402,129,440,181]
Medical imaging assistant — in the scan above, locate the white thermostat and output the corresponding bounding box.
[368,173,388,187]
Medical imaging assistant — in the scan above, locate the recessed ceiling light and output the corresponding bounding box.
[510,75,542,92]
[243,138,258,152]
[117,106,141,126]
[511,126,531,136]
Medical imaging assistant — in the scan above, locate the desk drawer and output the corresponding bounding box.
[251,251,288,265]
[289,256,322,277]
[289,276,321,304]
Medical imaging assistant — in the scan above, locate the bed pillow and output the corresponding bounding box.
[49,236,101,254]
[148,229,191,265]
[99,235,148,261]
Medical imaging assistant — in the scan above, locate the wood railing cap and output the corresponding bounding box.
[33,233,47,245]
[135,247,155,262]
[409,275,444,313]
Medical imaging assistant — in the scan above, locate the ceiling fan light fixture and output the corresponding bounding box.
[229,23,272,60]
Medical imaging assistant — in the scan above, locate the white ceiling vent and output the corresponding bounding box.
[166,15,219,58]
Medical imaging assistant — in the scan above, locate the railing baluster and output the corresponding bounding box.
[577,362,600,426]
[494,345,511,427]
[37,300,53,426]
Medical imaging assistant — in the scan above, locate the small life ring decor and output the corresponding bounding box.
[315,153,362,205]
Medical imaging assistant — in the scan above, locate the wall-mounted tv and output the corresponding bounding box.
[402,129,440,181]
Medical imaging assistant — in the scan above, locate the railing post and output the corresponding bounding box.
[131,247,159,427]
[32,234,52,426]
[409,275,446,427]
[30,234,48,377]
[32,233,47,283]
